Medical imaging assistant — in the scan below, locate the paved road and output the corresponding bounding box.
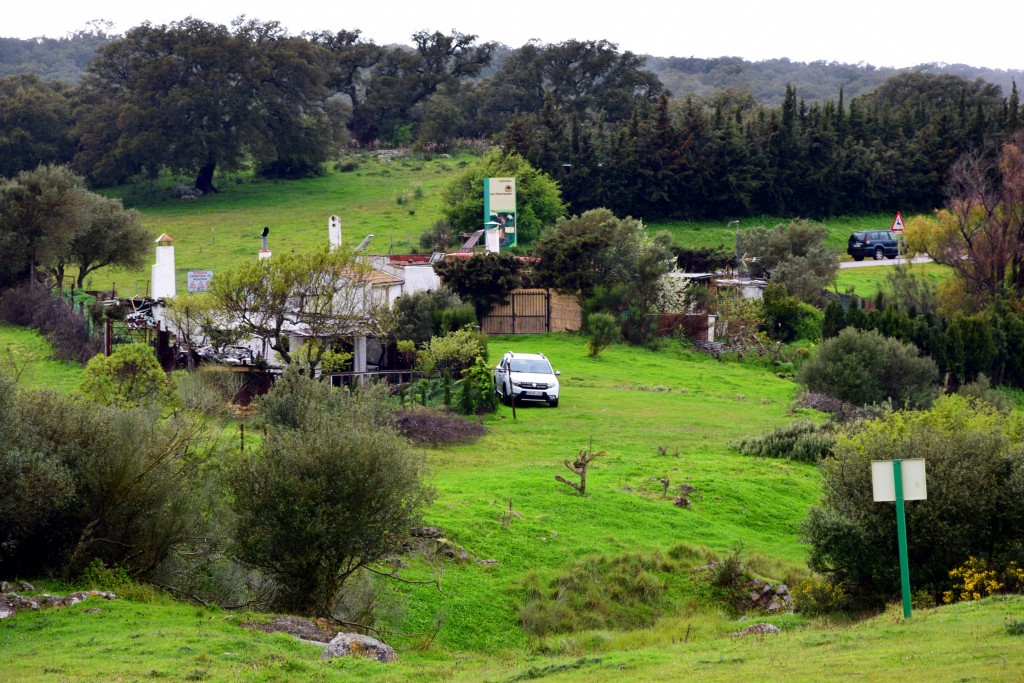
[839,256,933,269]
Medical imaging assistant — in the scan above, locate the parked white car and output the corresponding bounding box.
[493,351,560,407]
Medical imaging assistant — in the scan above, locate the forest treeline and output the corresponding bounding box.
[2,18,1023,220]
[5,25,1022,102]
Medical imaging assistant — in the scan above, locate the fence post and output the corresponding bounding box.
[545,290,551,332]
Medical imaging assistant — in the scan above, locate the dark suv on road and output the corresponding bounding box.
[847,230,901,261]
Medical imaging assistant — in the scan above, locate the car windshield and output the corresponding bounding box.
[510,359,552,374]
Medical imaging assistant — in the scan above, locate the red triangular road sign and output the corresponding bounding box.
[891,211,905,233]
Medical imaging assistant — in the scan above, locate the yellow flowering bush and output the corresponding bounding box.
[792,577,849,615]
[943,557,1024,603]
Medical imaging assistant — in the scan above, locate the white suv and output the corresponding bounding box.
[494,351,560,407]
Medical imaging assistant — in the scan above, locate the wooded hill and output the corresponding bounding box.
[3,19,1024,227]
[4,27,1022,102]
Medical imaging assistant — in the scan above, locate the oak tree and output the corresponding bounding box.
[76,17,332,192]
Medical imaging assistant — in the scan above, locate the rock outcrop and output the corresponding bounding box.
[321,633,397,663]
[0,584,117,620]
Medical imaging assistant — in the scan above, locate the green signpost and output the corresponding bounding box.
[871,458,927,619]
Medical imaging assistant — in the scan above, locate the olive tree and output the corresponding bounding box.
[439,148,565,243]
[228,369,433,616]
[739,219,838,303]
[0,373,217,578]
[80,342,175,408]
[797,327,939,408]
[209,246,381,373]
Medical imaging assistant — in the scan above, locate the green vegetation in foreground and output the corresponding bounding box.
[3,586,1022,681]
[0,323,84,392]
[3,331,1022,680]
[833,261,952,300]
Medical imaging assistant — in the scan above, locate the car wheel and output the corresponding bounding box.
[873,247,885,260]
[548,398,559,408]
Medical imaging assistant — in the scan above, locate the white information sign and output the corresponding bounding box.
[187,270,214,293]
[872,459,927,502]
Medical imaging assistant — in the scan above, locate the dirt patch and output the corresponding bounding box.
[242,615,344,643]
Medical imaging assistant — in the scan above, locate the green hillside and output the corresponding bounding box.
[86,154,933,298]
[1,158,1000,683]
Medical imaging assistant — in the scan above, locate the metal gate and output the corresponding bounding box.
[481,289,550,334]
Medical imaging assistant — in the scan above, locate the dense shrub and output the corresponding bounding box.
[229,369,433,616]
[762,283,822,342]
[416,326,488,379]
[0,373,217,577]
[734,420,837,462]
[958,374,1012,411]
[80,342,175,408]
[174,368,242,416]
[942,556,1024,604]
[797,327,939,408]
[791,577,850,615]
[456,356,499,414]
[0,283,100,363]
[803,395,1024,608]
[433,303,477,336]
[586,312,620,357]
[392,287,464,345]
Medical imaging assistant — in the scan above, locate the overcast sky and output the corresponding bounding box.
[7,0,1024,71]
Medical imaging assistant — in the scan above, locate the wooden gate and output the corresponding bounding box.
[481,289,550,334]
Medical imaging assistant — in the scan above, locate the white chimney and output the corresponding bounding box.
[485,228,500,253]
[259,226,271,260]
[329,215,342,250]
[151,233,176,299]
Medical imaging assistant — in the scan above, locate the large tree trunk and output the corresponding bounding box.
[195,163,218,194]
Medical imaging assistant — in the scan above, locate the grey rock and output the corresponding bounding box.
[0,595,13,620]
[321,633,397,663]
[410,526,444,539]
[733,622,782,637]
[11,595,39,611]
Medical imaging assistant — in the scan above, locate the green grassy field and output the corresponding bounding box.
[0,323,84,392]
[4,590,1022,682]
[90,153,476,295]
[833,261,952,300]
[652,213,897,254]
[84,154,928,297]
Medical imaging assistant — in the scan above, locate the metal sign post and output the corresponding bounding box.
[893,460,912,618]
[872,458,926,619]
